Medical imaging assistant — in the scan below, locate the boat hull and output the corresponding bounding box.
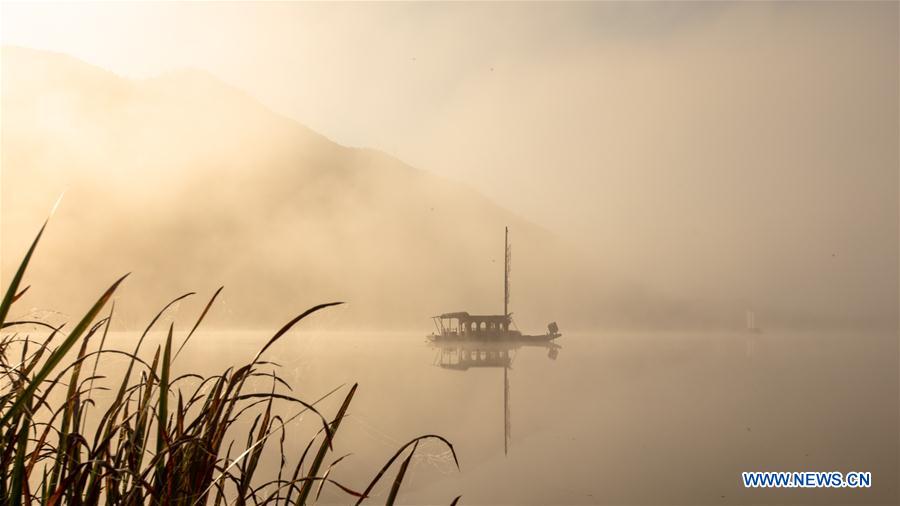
[428,332,561,343]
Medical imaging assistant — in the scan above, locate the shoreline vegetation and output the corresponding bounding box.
[0,221,459,505]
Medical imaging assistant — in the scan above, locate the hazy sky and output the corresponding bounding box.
[5,2,893,228]
[2,1,897,325]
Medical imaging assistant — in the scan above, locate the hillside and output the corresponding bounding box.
[1,46,588,330]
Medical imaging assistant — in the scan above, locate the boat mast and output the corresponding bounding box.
[503,228,512,457]
[504,226,510,317]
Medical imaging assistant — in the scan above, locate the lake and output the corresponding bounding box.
[95,329,896,505]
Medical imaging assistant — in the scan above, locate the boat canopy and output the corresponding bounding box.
[436,312,510,323]
[436,312,470,319]
[433,312,514,337]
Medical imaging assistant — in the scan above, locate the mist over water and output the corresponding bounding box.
[77,328,896,505]
[0,1,897,504]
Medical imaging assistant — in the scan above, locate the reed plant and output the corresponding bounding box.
[0,221,459,505]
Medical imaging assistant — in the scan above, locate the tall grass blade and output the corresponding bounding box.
[313,452,353,502]
[295,383,357,506]
[11,286,29,304]
[0,222,46,328]
[355,435,458,506]
[9,415,30,506]
[385,441,418,506]
[154,323,174,493]
[252,302,343,365]
[174,286,223,361]
[0,273,128,427]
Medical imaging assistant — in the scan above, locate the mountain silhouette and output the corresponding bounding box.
[1,47,559,327]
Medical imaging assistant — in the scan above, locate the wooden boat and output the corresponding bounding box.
[428,227,561,343]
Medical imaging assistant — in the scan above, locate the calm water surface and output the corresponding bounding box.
[102,330,897,505]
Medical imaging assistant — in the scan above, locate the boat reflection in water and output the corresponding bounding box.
[430,339,561,455]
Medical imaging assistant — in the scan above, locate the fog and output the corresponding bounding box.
[1,2,897,333]
[1,3,899,505]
